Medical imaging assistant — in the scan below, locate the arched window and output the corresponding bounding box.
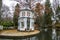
[22,12,25,16]
[27,11,30,16]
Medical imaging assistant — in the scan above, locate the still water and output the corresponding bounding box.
[0,36,38,40]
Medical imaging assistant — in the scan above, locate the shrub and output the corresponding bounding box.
[0,20,14,27]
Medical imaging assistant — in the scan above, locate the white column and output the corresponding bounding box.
[30,19,34,30]
[24,18,27,29]
[30,19,32,29]
[18,20,21,30]
[20,21,22,30]
[30,12,31,29]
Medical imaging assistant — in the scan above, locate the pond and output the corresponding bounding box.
[0,36,38,40]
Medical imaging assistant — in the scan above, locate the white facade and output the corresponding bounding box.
[18,10,35,31]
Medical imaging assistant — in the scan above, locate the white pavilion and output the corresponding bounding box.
[18,0,35,31]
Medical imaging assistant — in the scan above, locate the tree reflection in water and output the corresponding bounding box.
[37,28,52,40]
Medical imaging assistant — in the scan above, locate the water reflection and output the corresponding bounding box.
[0,36,38,40]
[38,28,52,40]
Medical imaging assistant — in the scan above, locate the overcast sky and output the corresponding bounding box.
[2,0,54,11]
[2,0,53,7]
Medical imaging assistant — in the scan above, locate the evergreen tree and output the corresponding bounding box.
[13,4,20,28]
[44,0,53,26]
